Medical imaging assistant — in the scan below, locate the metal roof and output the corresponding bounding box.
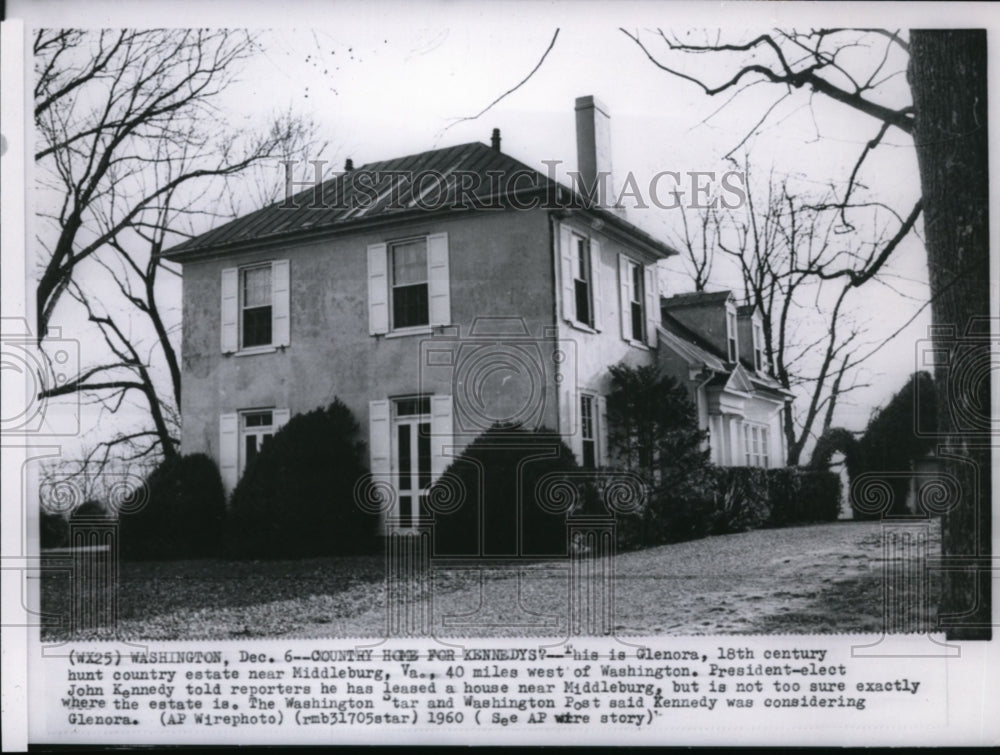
[163,141,678,261]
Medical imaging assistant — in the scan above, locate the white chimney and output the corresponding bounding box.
[575,95,617,210]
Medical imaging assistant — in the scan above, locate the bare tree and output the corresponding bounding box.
[622,27,990,639]
[35,28,322,462]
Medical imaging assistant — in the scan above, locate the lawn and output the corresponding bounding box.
[39,519,942,640]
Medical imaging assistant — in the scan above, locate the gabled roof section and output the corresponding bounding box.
[163,140,678,261]
[659,311,728,367]
[736,303,757,317]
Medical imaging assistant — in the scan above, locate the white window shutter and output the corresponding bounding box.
[596,394,609,467]
[644,265,658,348]
[219,413,238,494]
[369,399,392,514]
[559,224,575,323]
[430,394,453,479]
[273,408,291,431]
[589,238,603,331]
[220,268,238,353]
[618,254,631,341]
[427,232,450,327]
[367,243,389,335]
[271,259,290,347]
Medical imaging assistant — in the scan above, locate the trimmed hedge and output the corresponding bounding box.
[430,424,584,557]
[226,399,377,559]
[765,467,843,527]
[119,454,226,560]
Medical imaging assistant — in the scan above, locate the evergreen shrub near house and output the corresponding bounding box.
[430,423,587,557]
[605,363,717,549]
[226,399,376,559]
[765,468,842,526]
[711,466,771,534]
[119,453,226,560]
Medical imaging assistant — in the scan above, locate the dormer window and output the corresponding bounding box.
[726,309,738,362]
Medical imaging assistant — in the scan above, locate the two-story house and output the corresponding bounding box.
[164,96,679,530]
[657,291,793,468]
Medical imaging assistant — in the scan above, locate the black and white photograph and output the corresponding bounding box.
[2,0,997,747]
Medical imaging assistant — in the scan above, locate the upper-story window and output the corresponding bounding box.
[753,321,765,372]
[391,238,429,329]
[220,260,290,354]
[573,235,593,327]
[241,265,272,348]
[629,259,645,342]
[367,233,450,336]
[726,309,738,362]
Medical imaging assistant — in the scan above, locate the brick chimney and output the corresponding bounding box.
[575,95,617,210]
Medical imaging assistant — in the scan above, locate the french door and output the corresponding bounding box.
[393,398,432,528]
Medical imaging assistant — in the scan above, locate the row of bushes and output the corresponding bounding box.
[42,400,381,561]
[44,401,841,560]
[609,465,842,552]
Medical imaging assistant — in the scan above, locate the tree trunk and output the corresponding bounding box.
[908,30,991,640]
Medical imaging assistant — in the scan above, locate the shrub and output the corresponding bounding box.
[766,468,843,527]
[430,424,584,557]
[40,509,68,549]
[227,399,376,558]
[70,499,110,521]
[712,467,770,534]
[796,470,843,522]
[605,363,717,547]
[117,454,225,560]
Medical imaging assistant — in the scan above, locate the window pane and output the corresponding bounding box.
[574,280,590,325]
[392,283,429,328]
[417,422,431,489]
[582,439,596,469]
[580,395,594,441]
[631,264,643,304]
[392,240,427,285]
[244,411,273,428]
[575,238,589,281]
[242,266,272,307]
[242,306,272,347]
[396,396,430,417]
[245,435,258,466]
[631,301,644,342]
[397,425,411,490]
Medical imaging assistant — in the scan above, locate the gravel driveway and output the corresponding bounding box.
[41,519,941,640]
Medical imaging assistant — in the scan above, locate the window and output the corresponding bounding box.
[630,262,645,342]
[391,238,429,329]
[727,310,738,362]
[221,261,289,354]
[580,394,596,469]
[241,266,272,348]
[367,234,450,336]
[573,235,593,327]
[754,322,765,372]
[240,409,274,476]
[742,423,769,468]
[393,396,432,528]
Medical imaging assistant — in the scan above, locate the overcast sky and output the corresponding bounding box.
[8,0,999,461]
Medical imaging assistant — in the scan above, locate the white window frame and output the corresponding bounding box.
[239,408,276,478]
[742,422,769,468]
[580,393,597,469]
[726,307,738,363]
[221,260,290,355]
[368,233,450,337]
[559,223,603,333]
